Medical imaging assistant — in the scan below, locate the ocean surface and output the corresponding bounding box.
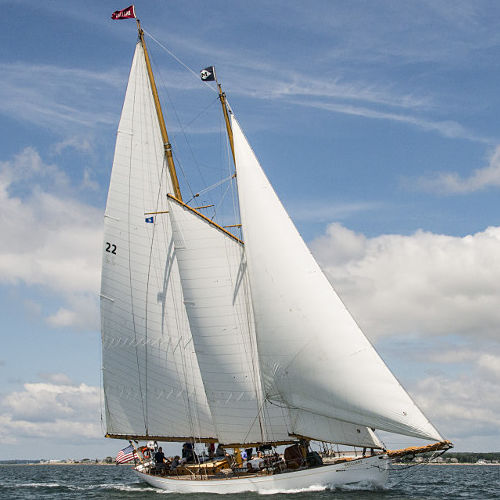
[0,464,498,499]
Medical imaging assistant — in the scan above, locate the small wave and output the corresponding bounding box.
[14,482,61,488]
[259,484,327,495]
[333,480,385,491]
[102,483,170,493]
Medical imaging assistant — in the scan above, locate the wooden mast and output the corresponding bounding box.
[216,78,236,167]
[136,19,182,200]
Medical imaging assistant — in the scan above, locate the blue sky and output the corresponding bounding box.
[1,0,499,459]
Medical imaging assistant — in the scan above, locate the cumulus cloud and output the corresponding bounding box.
[311,223,500,339]
[417,145,500,193]
[0,379,102,441]
[0,148,102,330]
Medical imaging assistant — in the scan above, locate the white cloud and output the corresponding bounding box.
[232,71,431,111]
[289,200,382,223]
[311,223,500,339]
[0,380,102,442]
[289,98,490,143]
[51,136,93,156]
[379,343,500,449]
[39,373,73,385]
[0,148,102,330]
[46,293,99,330]
[0,62,122,133]
[417,145,500,193]
[414,374,500,440]
[476,353,500,379]
[427,349,500,381]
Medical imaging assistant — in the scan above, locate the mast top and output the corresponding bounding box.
[217,80,236,168]
[136,18,143,36]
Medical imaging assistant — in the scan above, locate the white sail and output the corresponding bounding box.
[167,197,291,445]
[231,114,442,442]
[289,409,382,448]
[100,43,215,439]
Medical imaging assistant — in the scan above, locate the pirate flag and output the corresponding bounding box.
[200,66,216,82]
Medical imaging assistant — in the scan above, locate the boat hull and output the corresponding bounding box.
[135,455,389,494]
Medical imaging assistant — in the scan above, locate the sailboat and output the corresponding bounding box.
[100,12,452,494]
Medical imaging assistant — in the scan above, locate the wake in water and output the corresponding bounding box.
[258,484,327,495]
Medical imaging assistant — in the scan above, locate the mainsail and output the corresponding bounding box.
[231,114,442,442]
[100,43,215,439]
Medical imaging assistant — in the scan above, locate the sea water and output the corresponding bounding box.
[0,464,498,499]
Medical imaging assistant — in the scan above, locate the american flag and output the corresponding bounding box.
[115,444,137,464]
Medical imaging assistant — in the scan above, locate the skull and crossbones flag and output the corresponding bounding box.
[200,66,216,82]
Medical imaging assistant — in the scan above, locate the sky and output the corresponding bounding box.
[1,0,499,460]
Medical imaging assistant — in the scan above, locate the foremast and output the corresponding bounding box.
[136,19,182,200]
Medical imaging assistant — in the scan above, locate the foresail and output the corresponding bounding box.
[167,197,291,445]
[231,115,442,442]
[100,43,215,439]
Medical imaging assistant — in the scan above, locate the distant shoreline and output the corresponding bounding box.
[395,462,500,466]
[0,462,122,466]
[1,462,499,467]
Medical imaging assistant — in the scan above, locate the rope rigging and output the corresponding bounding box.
[144,29,239,230]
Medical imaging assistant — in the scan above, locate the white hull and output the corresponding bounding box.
[135,455,389,494]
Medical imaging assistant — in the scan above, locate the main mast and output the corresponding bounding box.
[136,19,182,200]
[217,81,236,168]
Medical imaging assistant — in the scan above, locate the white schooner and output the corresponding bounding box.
[100,9,452,493]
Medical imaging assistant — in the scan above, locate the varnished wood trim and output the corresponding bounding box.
[168,194,244,245]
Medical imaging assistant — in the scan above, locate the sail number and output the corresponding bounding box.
[105,242,117,255]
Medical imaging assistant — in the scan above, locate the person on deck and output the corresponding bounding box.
[170,455,180,471]
[154,447,168,470]
[284,443,305,469]
[215,444,225,457]
[246,462,257,473]
[182,442,196,463]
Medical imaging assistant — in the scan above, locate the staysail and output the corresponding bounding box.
[100,43,215,439]
[231,114,442,442]
[167,196,291,445]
